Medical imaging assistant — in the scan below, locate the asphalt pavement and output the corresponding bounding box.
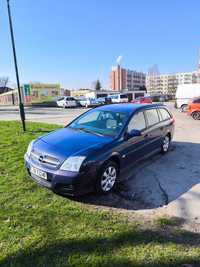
[0,106,87,125]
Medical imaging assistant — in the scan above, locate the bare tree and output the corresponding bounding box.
[0,76,9,87]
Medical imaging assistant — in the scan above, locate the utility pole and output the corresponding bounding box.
[6,0,26,131]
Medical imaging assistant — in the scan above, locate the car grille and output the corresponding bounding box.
[30,150,60,168]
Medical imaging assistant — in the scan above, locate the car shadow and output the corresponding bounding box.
[1,217,200,267]
[75,141,200,210]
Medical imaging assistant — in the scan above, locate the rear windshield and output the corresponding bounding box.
[193,98,200,103]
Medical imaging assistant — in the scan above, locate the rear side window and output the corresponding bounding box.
[120,94,127,99]
[159,108,171,121]
[145,109,159,126]
[128,112,146,132]
[193,98,200,103]
[67,97,75,101]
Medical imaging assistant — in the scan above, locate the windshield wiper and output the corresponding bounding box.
[74,127,104,137]
[69,126,113,137]
[79,128,104,137]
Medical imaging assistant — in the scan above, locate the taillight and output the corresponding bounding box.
[172,117,175,124]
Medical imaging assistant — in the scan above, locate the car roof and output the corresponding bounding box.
[95,103,164,114]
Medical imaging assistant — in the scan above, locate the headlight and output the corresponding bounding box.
[26,140,35,157]
[60,156,86,172]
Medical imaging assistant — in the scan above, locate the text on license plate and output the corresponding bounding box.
[30,166,47,180]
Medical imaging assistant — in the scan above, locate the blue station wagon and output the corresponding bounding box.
[24,103,175,196]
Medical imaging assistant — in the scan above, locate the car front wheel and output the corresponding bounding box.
[96,161,118,194]
[161,135,170,154]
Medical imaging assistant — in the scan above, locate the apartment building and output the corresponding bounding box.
[110,65,146,91]
[146,71,198,96]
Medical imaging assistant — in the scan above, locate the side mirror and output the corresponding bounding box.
[125,129,141,140]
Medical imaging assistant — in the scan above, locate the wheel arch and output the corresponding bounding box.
[166,131,171,141]
[108,154,121,168]
[99,153,121,173]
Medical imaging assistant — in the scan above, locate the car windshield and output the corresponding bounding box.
[69,109,128,137]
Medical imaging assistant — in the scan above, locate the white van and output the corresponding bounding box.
[109,94,129,103]
[175,84,200,111]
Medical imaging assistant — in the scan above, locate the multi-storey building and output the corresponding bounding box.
[146,71,198,96]
[147,47,200,96]
[110,65,146,91]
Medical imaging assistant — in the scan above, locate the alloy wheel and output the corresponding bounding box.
[181,105,187,112]
[192,112,200,120]
[101,166,117,192]
[162,135,170,152]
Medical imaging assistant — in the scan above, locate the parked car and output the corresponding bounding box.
[109,94,129,103]
[24,103,175,196]
[131,96,152,104]
[79,97,104,108]
[175,84,200,112]
[97,97,112,105]
[187,97,200,120]
[57,97,78,108]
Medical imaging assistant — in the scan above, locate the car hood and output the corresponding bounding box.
[34,127,112,162]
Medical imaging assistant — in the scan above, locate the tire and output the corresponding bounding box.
[96,161,119,194]
[192,111,200,120]
[181,104,187,112]
[161,135,170,154]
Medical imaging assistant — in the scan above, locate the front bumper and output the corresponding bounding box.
[24,154,96,196]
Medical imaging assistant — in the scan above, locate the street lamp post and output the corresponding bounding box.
[6,0,26,131]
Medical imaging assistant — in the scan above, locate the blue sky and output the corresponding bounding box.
[0,0,199,88]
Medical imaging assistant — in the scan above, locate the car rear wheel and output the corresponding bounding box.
[161,135,170,154]
[96,161,119,194]
[192,111,200,120]
[181,104,187,112]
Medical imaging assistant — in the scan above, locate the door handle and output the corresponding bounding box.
[160,127,164,131]
[144,134,149,138]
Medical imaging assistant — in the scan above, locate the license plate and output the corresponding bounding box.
[30,166,47,180]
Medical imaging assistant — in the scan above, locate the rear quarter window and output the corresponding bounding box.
[193,99,200,103]
[145,109,160,126]
[120,94,127,99]
[158,108,171,121]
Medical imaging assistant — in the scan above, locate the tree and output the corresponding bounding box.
[95,79,102,91]
[0,76,10,94]
[0,76,9,88]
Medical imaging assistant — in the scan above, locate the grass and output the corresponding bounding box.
[0,121,200,267]
[154,217,180,227]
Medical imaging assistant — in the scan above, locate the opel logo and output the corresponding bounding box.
[39,155,44,162]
